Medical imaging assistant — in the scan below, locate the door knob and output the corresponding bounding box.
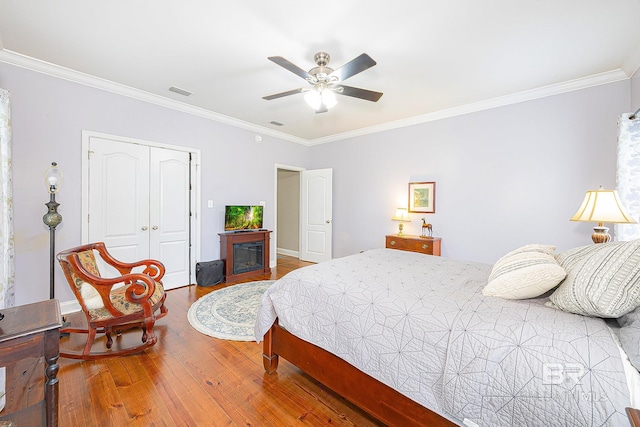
[141,226,148,231]
[326,220,331,223]
[152,226,159,230]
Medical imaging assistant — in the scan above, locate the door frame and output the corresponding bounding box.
[81,130,201,282]
[273,163,305,266]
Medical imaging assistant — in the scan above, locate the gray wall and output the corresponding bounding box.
[0,60,636,306]
[0,62,309,305]
[276,169,300,253]
[309,80,632,263]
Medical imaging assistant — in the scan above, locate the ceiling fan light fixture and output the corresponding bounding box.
[264,52,381,111]
[321,89,337,109]
[304,89,322,110]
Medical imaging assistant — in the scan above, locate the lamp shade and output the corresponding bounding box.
[570,187,637,225]
[391,208,410,222]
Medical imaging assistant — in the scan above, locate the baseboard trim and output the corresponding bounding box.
[277,248,299,258]
[59,299,81,316]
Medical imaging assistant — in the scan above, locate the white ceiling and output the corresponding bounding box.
[1,0,640,145]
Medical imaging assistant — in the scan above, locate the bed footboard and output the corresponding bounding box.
[262,321,456,427]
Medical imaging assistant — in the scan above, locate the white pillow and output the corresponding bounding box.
[80,282,105,309]
[548,239,640,318]
[482,245,566,300]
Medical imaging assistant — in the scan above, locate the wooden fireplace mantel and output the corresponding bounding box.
[219,230,271,282]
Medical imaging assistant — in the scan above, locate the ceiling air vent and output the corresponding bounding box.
[270,121,284,126]
[169,86,192,97]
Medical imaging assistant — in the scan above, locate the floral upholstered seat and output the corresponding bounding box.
[57,242,168,360]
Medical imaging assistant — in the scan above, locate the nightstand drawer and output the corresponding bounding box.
[385,235,441,256]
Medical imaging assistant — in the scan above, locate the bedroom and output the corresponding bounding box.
[0,1,640,425]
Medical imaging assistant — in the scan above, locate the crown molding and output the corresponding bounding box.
[307,69,630,146]
[622,41,640,78]
[0,49,308,145]
[0,49,629,147]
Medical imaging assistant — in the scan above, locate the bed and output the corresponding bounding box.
[255,244,640,426]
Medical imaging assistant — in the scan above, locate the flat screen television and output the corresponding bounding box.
[224,205,264,232]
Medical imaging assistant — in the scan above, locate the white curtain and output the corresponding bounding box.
[0,90,13,307]
[0,88,13,412]
[615,112,640,241]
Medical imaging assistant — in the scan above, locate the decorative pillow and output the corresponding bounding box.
[482,245,566,299]
[618,307,640,371]
[80,282,104,310]
[555,240,626,272]
[502,243,557,258]
[548,239,640,318]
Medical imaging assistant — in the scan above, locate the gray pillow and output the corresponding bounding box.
[554,240,626,272]
[618,307,640,371]
[548,239,640,318]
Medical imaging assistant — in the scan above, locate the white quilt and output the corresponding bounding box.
[254,249,631,426]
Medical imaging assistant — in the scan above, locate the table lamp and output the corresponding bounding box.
[570,186,637,243]
[391,208,411,236]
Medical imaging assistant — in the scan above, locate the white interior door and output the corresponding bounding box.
[86,136,191,289]
[88,138,150,264]
[300,168,333,263]
[150,148,191,288]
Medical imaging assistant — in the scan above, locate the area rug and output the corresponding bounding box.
[187,280,275,341]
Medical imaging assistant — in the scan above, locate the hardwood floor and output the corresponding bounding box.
[57,256,384,426]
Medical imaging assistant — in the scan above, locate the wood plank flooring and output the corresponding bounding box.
[57,256,384,426]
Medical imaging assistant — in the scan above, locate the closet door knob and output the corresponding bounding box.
[141,226,148,231]
[152,226,159,230]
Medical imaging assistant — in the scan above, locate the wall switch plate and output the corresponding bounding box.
[207,200,213,208]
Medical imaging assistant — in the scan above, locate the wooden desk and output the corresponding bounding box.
[0,299,62,427]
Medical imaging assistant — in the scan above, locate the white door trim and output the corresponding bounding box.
[81,130,201,282]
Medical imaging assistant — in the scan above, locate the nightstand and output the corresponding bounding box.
[385,234,441,256]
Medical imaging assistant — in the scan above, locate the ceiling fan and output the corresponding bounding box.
[262,52,383,113]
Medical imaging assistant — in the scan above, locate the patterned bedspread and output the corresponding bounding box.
[254,249,631,426]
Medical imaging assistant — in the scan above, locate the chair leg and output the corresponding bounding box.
[105,327,113,349]
[83,327,98,357]
[141,317,155,343]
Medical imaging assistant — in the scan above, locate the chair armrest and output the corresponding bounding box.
[628,408,640,427]
[93,242,165,281]
[67,254,158,315]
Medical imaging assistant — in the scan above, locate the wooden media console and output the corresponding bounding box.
[219,230,271,282]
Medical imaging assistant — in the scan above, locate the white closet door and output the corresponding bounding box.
[88,137,151,269]
[150,148,190,289]
[87,136,191,288]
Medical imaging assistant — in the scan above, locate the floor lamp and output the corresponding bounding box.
[42,162,63,299]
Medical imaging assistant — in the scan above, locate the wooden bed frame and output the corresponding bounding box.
[263,321,640,427]
[262,321,455,426]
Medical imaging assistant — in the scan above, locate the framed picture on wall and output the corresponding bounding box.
[409,182,436,213]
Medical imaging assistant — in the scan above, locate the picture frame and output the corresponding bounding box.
[408,182,436,213]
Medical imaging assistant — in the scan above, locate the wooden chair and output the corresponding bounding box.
[57,242,168,360]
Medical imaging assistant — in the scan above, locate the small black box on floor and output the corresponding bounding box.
[196,260,224,286]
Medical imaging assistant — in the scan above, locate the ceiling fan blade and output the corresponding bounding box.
[262,88,305,100]
[335,85,383,102]
[268,56,312,80]
[330,53,377,82]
